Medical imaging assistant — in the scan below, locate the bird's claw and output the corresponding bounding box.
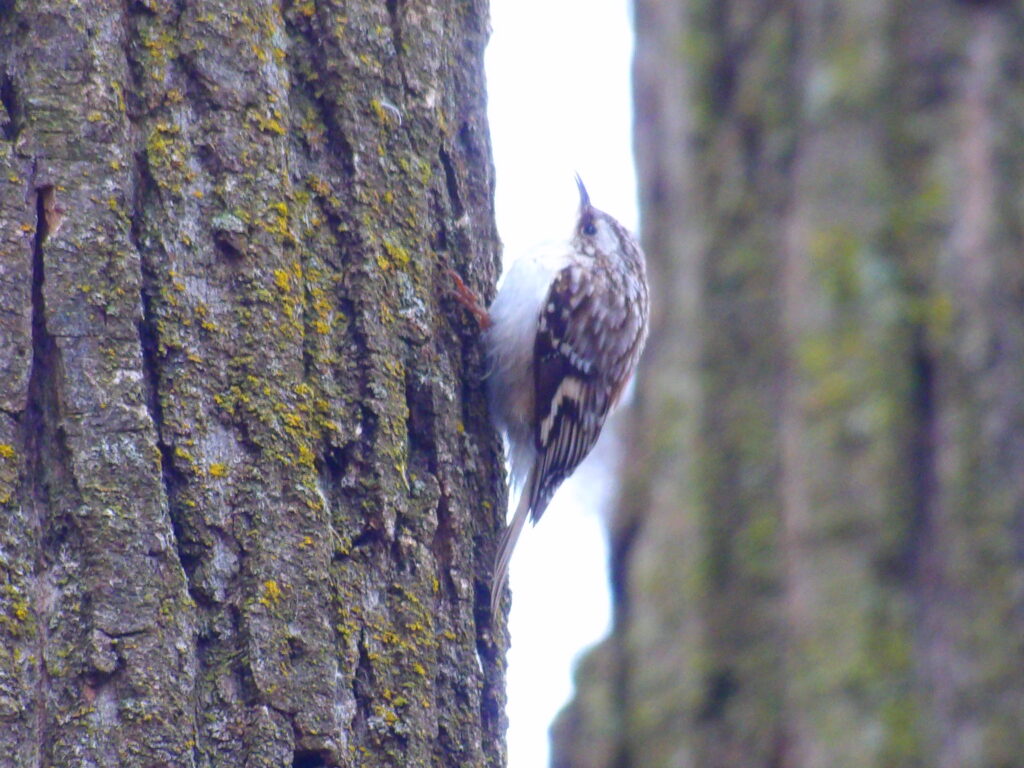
[446,268,492,330]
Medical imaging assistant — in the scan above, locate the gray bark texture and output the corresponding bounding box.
[553,1,1024,768]
[0,1,508,766]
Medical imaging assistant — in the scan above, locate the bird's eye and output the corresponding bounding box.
[581,215,597,236]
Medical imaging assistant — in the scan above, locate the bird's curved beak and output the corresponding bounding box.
[575,174,591,209]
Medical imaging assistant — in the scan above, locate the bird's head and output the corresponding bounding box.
[572,175,639,267]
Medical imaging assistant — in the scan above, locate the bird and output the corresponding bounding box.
[450,176,650,620]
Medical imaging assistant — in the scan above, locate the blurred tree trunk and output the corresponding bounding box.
[0,1,506,766]
[553,1,1024,767]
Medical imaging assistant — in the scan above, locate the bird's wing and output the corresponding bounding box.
[528,265,615,524]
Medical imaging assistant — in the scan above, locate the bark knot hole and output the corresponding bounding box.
[293,749,331,768]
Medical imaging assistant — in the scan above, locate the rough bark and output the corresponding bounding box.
[0,1,505,766]
[553,1,1024,767]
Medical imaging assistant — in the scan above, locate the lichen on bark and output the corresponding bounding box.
[0,1,506,766]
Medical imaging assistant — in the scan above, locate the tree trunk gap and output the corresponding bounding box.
[0,1,507,766]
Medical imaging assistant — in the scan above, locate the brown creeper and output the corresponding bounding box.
[473,177,650,619]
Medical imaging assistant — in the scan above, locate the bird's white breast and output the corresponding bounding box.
[484,243,571,484]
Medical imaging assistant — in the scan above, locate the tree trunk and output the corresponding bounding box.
[0,1,505,766]
[554,1,1024,767]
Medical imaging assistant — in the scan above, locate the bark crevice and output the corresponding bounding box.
[24,184,76,510]
[24,182,66,768]
[438,146,463,220]
[0,73,19,141]
[292,748,331,768]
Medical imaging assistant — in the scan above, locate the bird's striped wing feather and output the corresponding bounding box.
[529,267,614,523]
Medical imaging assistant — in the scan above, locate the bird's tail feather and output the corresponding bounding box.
[490,467,536,620]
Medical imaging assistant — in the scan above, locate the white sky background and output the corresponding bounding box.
[484,2,637,766]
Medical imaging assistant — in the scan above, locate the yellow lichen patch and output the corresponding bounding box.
[273,268,291,292]
[260,580,283,606]
[261,202,296,245]
[296,442,316,468]
[373,703,399,726]
[382,239,410,269]
[370,98,395,125]
[208,462,228,478]
[142,28,177,68]
[145,121,187,194]
[0,444,16,459]
[307,175,331,197]
[254,111,287,136]
[0,583,33,637]
[112,81,126,113]
[194,302,220,334]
